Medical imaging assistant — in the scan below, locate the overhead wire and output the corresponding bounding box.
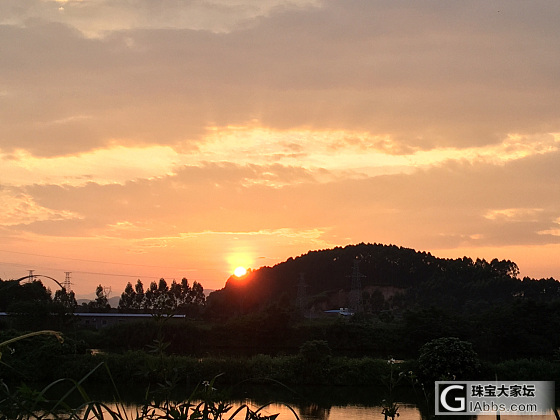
[0,248,208,281]
[0,248,192,271]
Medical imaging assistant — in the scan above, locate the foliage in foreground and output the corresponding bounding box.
[1,331,298,420]
[1,372,294,420]
[4,331,560,419]
[417,337,481,384]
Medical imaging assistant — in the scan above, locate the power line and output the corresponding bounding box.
[0,257,195,280]
[0,249,194,271]
[0,261,185,280]
[69,270,172,279]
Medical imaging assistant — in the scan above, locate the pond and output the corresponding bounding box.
[92,399,559,420]
[86,384,558,420]
[96,400,421,420]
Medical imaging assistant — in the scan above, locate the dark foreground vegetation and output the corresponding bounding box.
[2,328,560,419]
[2,243,560,418]
[3,328,560,387]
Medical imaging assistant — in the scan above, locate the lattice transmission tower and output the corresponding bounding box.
[63,271,73,292]
[296,273,308,314]
[347,260,365,313]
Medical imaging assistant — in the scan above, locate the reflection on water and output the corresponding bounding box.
[238,403,559,420]
[89,383,558,420]
[263,402,421,420]
[298,403,330,419]
[328,404,420,420]
[97,400,421,420]
[98,400,559,420]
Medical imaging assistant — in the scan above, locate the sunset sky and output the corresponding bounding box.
[1,0,559,298]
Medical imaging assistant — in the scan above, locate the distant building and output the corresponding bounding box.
[75,313,186,329]
[324,307,353,316]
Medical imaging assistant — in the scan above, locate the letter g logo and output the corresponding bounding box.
[439,384,467,412]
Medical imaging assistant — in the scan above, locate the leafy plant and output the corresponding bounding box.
[298,340,331,364]
[417,337,480,385]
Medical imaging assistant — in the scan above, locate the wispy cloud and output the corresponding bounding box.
[4,0,322,36]
[0,189,82,226]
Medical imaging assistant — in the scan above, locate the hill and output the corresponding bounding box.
[206,243,558,317]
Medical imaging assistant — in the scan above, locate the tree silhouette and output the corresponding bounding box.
[117,277,205,313]
[134,279,145,308]
[87,284,110,312]
[53,288,77,311]
[118,282,136,310]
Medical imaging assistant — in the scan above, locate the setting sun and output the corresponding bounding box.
[234,266,247,277]
[227,250,254,280]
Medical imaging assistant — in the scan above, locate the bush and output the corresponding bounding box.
[487,359,560,382]
[298,340,331,364]
[417,337,480,385]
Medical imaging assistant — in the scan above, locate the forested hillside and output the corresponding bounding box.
[207,243,559,316]
[3,243,560,360]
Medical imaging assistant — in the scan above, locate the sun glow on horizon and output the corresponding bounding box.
[234,266,247,277]
[227,250,254,279]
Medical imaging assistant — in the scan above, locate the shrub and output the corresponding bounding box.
[298,340,331,364]
[417,337,480,385]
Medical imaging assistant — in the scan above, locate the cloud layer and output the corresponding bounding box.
[1,0,559,294]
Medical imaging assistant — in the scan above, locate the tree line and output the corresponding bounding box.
[118,278,205,313]
[207,243,557,317]
[0,275,206,320]
[0,279,77,312]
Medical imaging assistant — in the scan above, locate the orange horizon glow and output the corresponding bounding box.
[1,2,559,298]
